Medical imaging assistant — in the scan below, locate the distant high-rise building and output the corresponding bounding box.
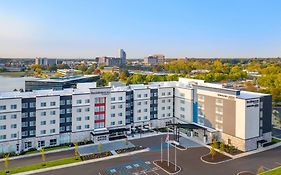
[35,57,57,66]
[119,49,126,65]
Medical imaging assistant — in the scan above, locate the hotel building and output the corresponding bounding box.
[0,78,272,153]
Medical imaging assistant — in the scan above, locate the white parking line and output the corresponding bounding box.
[276,161,281,165]
[152,170,160,175]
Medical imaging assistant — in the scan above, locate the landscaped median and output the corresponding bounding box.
[259,166,281,175]
[0,157,81,175]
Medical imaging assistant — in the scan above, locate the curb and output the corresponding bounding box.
[200,152,233,165]
[153,160,181,175]
[13,148,150,175]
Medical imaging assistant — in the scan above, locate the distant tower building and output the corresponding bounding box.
[119,49,126,65]
[35,57,57,66]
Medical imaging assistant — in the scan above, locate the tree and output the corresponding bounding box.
[210,144,216,160]
[98,143,103,153]
[120,70,130,81]
[124,138,129,149]
[257,166,265,174]
[4,154,9,173]
[41,148,46,166]
[219,142,225,154]
[74,143,79,160]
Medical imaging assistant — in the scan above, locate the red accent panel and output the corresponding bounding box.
[95,119,105,123]
[94,111,105,115]
[95,103,106,107]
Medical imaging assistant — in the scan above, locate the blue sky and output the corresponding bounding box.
[0,0,281,58]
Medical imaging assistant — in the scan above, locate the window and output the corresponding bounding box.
[180,107,185,111]
[144,116,148,120]
[111,121,115,126]
[167,113,171,117]
[216,98,223,106]
[50,120,56,124]
[66,117,72,122]
[40,130,46,135]
[118,121,122,125]
[11,114,17,119]
[60,100,65,105]
[30,121,36,126]
[76,117,82,121]
[77,100,82,104]
[111,105,115,109]
[41,102,47,107]
[144,94,148,97]
[0,115,6,120]
[180,114,185,118]
[118,97,122,101]
[50,102,56,106]
[85,99,90,103]
[85,116,90,120]
[22,103,28,108]
[22,112,28,118]
[137,109,141,113]
[11,124,17,129]
[215,107,223,114]
[50,139,57,146]
[137,117,141,121]
[60,118,65,123]
[77,108,82,113]
[24,141,32,149]
[41,111,46,116]
[137,102,141,105]
[144,108,148,112]
[22,131,28,136]
[50,129,56,133]
[66,108,72,113]
[30,130,35,136]
[60,109,65,114]
[0,135,6,140]
[118,113,123,117]
[168,99,171,103]
[168,92,171,95]
[76,126,82,130]
[30,102,36,108]
[66,99,72,105]
[11,133,17,138]
[111,97,116,101]
[22,122,28,127]
[66,126,71,131]
[162,99,165,103]
[30,112,35,117]
[215,124,223,131]
[198,95,205,102]
[41,121,46,125]
[111,114,115,118]
[85,125,90,129]
[50,110,56,115]
[216,115,223,123]
[10,105,17,110]
[0,125,6,130]
[162,114,165,117]
[0,105,6,111]
[161,107,165,110]
[144,101,148,105]
[60,126,65,132]
[137,94,141,98]
[167,106,171,110]
[85,108,90,112]
[118,104,123,108]
[38,140,45,147]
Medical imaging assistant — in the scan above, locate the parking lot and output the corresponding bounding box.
[33,134,281,175]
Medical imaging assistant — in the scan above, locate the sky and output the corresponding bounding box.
[0,0,281,58]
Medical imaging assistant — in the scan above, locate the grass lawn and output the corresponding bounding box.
[272,137,281,143]
[23,145,70,155]
[0,72,26,77]
[0,157,81,175]
[260,166,281,175]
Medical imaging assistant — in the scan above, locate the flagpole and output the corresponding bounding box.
[161,137,163,162]
[174,142,176,171]
[167,135,170,167]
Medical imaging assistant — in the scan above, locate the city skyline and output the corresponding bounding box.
[0,0,281,58]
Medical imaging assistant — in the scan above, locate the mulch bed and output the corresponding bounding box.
[171,143,186,150]
[154,160,181,174]
[201,151,232,163]
[115,146,144,154]
[80,151,113,161]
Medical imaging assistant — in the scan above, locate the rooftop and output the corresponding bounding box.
[25,75,98,83]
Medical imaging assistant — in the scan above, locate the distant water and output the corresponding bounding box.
[0,76,35,92]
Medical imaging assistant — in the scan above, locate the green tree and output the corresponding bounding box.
[219,142,225,154]
[124,138,129,148]
[4,154,9,173]
[74,143,79,160]
[210,145,216,160]
[98,143,103,153]
[41,148,46,166]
